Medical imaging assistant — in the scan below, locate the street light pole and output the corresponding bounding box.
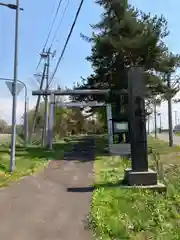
[0,2,23,10]
[153,98,157,138]
[160,113,162,132]
[24,97,29,144]
[10,0,20,172]
[174,110,178,127]
[167,72,173,147]
[0,1,23,171]
[157,112,162,133]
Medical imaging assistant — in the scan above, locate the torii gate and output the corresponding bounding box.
[47,97,113,150]
[32,88,127,152]
[32,67,160,187]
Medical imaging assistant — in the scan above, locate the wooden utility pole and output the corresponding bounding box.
[42,49,51,146]
[30,63,47,144]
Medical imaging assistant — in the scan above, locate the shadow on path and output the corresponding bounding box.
[66,181,125,193]
[64,137,96,162]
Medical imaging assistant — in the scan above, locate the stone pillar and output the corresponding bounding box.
[124,67,158,186]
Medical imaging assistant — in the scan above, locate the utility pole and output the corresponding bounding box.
[157,112,162,133]
[147,114,150,135]
[42,48,51,147]
[153,98,157,138]
[167,72,173,147]
[174,110,178,127]
[30,63,47,143]
[24,96,29,144]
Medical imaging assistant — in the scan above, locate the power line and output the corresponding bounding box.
[44,0,64,50]
[48,0,85,87]
[35,0,64,71]
[48,0,70,90]
[50,0,70,48]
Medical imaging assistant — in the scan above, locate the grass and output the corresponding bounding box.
[0,137,74,188]
[90,136,180,239]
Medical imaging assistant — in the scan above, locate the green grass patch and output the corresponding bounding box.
[90,136,180,239]
[0,138,73,187]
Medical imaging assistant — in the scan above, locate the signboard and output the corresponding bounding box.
[113,121,128,133]
[56,101,105,108]
[6,81,24,96]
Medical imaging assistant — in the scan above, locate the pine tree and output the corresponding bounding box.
[76,0,180,121]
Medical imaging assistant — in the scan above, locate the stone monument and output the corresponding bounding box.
[124,67,161,187]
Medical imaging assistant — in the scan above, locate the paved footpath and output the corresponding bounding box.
[158,133,180,145]
[0,137,95,240]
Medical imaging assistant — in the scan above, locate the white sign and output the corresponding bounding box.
[56,101,105,107]
[6,81,24,96]
[114,122,128,132]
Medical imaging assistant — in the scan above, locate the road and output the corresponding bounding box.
[0,137,95,240]
[158,133,180,145]
[0,133,10,140]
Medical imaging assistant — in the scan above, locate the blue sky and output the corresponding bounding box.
[0,0,180,127]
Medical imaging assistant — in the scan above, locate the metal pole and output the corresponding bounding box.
[106,104,113,148]
[174,110,178,127]
[153,98,157,138]
[159,113,162,133]
[10,0,19,172]
[167,72,173,147]
[24,96,28,144]
[147,115,150,135]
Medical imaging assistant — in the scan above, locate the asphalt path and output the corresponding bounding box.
[0,137,95,240]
